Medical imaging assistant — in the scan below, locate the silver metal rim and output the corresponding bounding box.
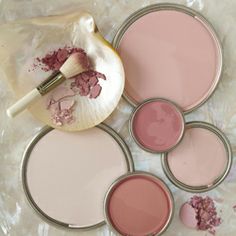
[161,121,232,193]
[113,3,223,114]
[104,171,174,236]
[21,123,134,230]
[129,98,185,153]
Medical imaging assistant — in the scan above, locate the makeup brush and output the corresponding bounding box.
[7,53,88,118]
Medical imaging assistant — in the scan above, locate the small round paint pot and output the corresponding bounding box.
[162,122,232,192]
[113,4,222,113]
[22,124,134,230]
[130,98,185,153]
[104,171,174,236]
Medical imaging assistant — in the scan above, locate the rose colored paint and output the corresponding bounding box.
[25,127,129,227]
[118,10,221,112]
[167,127,228,187]
[131,99,184,152]
[106,174,173,236]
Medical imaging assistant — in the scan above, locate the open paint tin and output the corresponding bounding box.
[21,124,134,229]
[129,98,185,153]
[113,4,222,113]
[162,122,232,192]
[104,171,174,236]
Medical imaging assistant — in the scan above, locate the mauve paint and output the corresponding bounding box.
[167,127,228,187]
[131,99,184,152]
[105,173,173,236]
[24,126,130,228]
[117,9,221,112]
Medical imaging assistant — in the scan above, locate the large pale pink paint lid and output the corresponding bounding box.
[22,124,133,229]
[113,4,222,113]
[104,172,174,236]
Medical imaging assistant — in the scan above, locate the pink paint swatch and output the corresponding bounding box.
[167,127,228,187]
[118,10,221,112]
[106,174,173,236]
[131,99,184,152]
[25,127,129,227]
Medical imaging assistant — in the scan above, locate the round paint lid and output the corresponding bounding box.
[113,4,222,113]
[130,98,185,153]
[162,122,232,192]
[22,124,134,229]
[104,172,174,236]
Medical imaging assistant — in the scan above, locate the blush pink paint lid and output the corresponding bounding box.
[131,99,184,153]
[105,173,173,236]
[167,125,229,187]
[116,8,222,112]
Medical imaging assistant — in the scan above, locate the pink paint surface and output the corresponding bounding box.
[107,174,172,236]
[118,10,221,111]
[26,127,128,227]
[132,100,184,152]
[167,127,228,186]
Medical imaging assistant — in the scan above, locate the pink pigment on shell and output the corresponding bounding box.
[33,46,106,126]
[47,87,76,126]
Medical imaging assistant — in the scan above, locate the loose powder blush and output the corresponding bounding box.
[115,6,222,112]
[180,196,222,235]
[164,122,231,191]
[105,173,173,236]
[131,99,184,153]
[23,124,132,228]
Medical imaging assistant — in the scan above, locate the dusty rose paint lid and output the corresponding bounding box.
[130,98,185,153]
[161,122,232,192]
[21,124,134,230]
[104,171,174,236]
[113,3,222,113]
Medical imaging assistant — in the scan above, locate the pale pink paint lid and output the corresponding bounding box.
[104,172,174,236]
[22,124,134,229]
[114,5,222,112]
[162,122,232,192]
[130,99,185,153]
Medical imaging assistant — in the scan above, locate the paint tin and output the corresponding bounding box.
[22,123,134,230]
[129,98,185,153]
[113,3,222,113]
[161,122,232,193]
[104,171,174,236]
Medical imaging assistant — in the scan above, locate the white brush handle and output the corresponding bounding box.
[7,88,41,118]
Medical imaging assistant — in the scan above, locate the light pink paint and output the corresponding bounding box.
[26,127,128,227]
[118,10,221,111]
[131,99,184,152]
[106,174,172,236]
[167,127,228,186]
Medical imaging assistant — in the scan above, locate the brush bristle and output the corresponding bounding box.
[59,53,88,78]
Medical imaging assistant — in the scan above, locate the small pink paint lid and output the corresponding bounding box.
[162,122,232,192]
[104,172,174,236]
[130,98,185,153]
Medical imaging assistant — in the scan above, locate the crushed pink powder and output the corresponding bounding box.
[189,196,222,235]
[47,87,76,126]
[35,47,90,72]
[32,46,106,126]
[70,70,105,98]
